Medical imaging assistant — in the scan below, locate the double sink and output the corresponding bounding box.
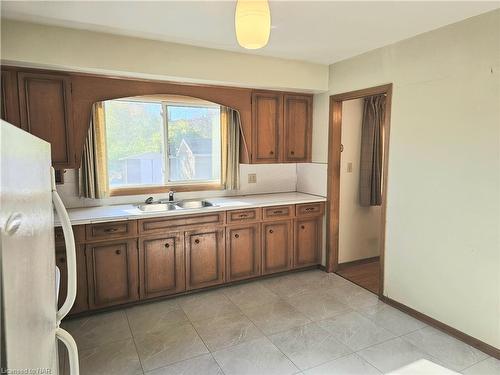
[137,199,216,212]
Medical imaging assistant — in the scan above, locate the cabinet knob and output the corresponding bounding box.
[194,239,200,244]
[269,229,274,234]
[164,243,170,248]
[59,257,66,263]
[269,150,274,155]
[115,249,121,255]
[290,151,295,155]
[301,225,305,229]
[234,233,239,239]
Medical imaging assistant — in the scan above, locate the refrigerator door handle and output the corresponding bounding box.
[56,327,79,375]
[51,168,77,323]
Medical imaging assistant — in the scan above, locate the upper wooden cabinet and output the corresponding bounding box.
[252,91,282,163]
[251,91,312,163]
[17,72,75,168]
[283,94,312,162]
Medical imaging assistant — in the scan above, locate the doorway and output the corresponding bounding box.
[325,84,392,297]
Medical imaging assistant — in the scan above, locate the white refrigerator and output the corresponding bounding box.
[0,120,79,374]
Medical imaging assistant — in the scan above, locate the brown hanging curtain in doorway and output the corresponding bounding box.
[359,95,386,206]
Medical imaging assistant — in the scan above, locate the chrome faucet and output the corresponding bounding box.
[168,191,175,202]
[145,196,154,204]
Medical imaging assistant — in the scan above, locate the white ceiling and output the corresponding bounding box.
[1,1,499,65]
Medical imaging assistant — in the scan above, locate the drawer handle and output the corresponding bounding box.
[305,207,315,211]
[273,210,283,214]
[104,228,119,233]
[194,239,200,244]
[164,243,170,248]
[239,214,248,218]
[269,229,274,234]
[234,233,239,239]
[115,249,121,255]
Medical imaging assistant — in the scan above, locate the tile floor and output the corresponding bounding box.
[59,270,499,375]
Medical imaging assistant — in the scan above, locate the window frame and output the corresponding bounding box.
[106,98,224,196]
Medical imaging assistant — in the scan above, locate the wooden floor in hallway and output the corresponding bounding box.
[337,257,380,294]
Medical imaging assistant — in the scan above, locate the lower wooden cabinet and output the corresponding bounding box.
[226,224,261,282]
[261,220,293,275]
[294,217,322,268]
[85,239,139,309]
[185,228,225,290]
[139,233,185,299]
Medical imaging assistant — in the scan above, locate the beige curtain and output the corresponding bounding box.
[79,102,109,199]
[221,107,241,190]
[359,95,386,206]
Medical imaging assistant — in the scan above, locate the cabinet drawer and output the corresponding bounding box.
[296,202,324,217]
[55,225,85,245]
[139,212,225,235]
[86,221,137,242]
[262,205,295,221]
[227,208,261,224]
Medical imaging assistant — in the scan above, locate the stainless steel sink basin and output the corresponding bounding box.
[137,203,177,212]
[176,200,215,209]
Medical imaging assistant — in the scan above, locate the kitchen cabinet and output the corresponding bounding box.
[1,70,21,127]
[261,220,293,275]
[85,239,139,309]
[226,223,261,282]
[251,91,282,163]
[283,94,312,162]
[185,228,225,290]
[294,217,322,268]
[139,233,185,299]
[17,72,74,168]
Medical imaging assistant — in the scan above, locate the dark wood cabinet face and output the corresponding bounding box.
[252,92,282,163]
[185,228,225,290]
[261,220,292,275]
[85,239,139,309]
[139,233,185,299]
[294,217,321,268]
[283,94,312,162]
[17,72,74,168]
[226,224,261,282]
[1,70,21,127]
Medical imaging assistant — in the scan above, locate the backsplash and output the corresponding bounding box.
[296,162,328,197]
[56,163,300,208]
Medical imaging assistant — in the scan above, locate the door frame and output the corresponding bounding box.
[325,83,393,297]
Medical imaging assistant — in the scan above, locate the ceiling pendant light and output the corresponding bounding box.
[235,0,271,50]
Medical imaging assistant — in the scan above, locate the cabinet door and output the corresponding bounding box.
[17,72,74,168]
[1,70,21,126]
[55,244,88,314]
[261,220,292,275]
[283,94,312,162]
[294,217,321,268]
[139,233,185,299]
[185,228,225,290]
[252,91,282,163]
[226,224,261,282]
[85,239,139,309]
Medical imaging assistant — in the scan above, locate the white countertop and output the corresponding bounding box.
[55,192,326,226]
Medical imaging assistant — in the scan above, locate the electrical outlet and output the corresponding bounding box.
[347,162,353,173]
[248,173,257,183]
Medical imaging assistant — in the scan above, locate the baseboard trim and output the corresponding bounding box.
[337,256,380,270]
[380,296,500,359]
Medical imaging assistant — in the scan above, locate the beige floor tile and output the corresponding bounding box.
[223,282,282,309]
[193,312,264,351]
[78,338,142,375]
[328,283,379,310]
[241,300,311,335]
[317,311,395,351]
[126,299,189,335]
[145,354,223,375]
[357,303,426,336]
[285,291,352,321]
[462,357,500,375]
[134,322,209,372]
[258,273,316,299]
[303,353,382,375]
[212,337,299,375]
[403,327,488,371]
[62,310,132,350]
[269,322,352,370]
[357,337,442,374]
[178,289,241,322]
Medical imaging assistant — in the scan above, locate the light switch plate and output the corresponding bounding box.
[248,173,257,183]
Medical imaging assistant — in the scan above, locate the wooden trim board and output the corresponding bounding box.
[380,296,500,360]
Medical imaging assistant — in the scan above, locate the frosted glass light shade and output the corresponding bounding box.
[235,0,271,49]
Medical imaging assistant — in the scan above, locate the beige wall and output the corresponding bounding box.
[0,19,328,92]
[338,99,381,264]
[315,9,500,348]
